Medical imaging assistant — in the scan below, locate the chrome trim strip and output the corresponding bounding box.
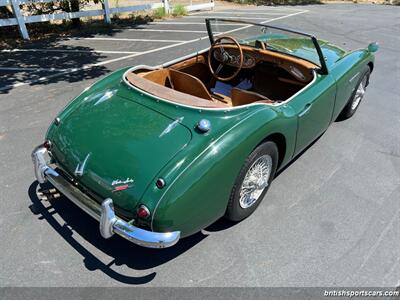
[31,145,52,184]
[32,146,180,248]
[45,170,102,221]
[349,72,360,83]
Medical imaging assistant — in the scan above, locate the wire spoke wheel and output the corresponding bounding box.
[337,66,371,121]
[239,155,272,209]
[351,76,367,110]
[226,141,278,221]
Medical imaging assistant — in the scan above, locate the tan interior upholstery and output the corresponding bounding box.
[131,69,275,108]
[129,48,315,108]
[170,58,212,88]
[168,69,213,101]
[126,72,228,108]
[211,92,232,106]
[231,88,274,106]
[142,69,172,87]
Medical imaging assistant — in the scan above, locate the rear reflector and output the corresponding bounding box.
[137,205,150,219]
[43,140,52,150]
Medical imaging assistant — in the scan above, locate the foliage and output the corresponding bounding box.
[24,0,97,15]
[23,0,103,26]
[111,12,122,20]
[385,0,400,4]
[152,4,187,19]
[172,4,187,17]
[152,7,167,19]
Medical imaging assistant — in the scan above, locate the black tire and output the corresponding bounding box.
[225,141,279,222]
[337,66,371,121]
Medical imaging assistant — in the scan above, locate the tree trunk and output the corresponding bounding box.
[70,0,81,28]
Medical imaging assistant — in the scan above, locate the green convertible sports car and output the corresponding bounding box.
[32,19,378,248]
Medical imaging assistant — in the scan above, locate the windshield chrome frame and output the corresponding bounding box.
[205,18,328,74]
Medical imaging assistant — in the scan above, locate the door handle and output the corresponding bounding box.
[299,103,312,117]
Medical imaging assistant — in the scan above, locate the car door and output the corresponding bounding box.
[288,72,337,155]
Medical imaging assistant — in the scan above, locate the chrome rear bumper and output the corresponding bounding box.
[31,145,180,248]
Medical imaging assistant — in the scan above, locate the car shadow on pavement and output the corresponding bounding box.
[205,134,325,234]
[28,181,208,284]
[275,133,323,179]
[204,217,239,233]
[25,133,325,284]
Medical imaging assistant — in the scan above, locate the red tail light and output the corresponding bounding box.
[137,205,150,219]
[43,140,52,150]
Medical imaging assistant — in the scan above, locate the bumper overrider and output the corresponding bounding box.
[31,145,180,248]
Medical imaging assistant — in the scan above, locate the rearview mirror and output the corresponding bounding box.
[368,42,379,53]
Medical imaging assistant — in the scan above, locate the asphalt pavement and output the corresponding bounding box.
[0,3,399,287]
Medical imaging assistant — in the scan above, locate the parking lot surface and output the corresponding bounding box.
[0,4,399,287]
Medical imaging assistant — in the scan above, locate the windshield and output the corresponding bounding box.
[206,19,323,67]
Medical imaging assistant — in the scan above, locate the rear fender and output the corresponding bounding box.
[146,106,297,237]
[329,49,375,120]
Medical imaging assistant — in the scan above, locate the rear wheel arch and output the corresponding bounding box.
[367,61,374,73]
[366,61,373,86]
[225,140,279,221]
[257,133,286,169]
[337,65,370,121]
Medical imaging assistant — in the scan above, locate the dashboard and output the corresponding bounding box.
[213,48,257,68]
[212,46,314,83]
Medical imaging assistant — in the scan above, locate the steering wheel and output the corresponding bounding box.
[208,35,243,82]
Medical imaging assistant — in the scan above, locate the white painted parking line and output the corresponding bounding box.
[189,11,288,15]
[0,67,65,72]
[186,16,274,20]
[1,49,139,54]
[232,8,303,11]
[148,22,240,26]
[222,10,308,35]
[0,10,308,92]
[220,8,305,12]
[127,29,210,33]
[81,37,185,43]
[0,39,211,90]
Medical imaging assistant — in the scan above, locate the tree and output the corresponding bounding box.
[25,0,102,28]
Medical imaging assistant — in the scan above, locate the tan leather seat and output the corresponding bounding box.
[142,68,232,104]
[133,66,280,108]
[231,88,273,106]
[141,68,215,101]
[141,69,172,87]
[169,68,213,101]
[126,72,229,108]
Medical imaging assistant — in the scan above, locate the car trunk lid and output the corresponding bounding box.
[49,89,191,215]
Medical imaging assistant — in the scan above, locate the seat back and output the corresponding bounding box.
[169,68,213,101]
[142,69,172,87]
[231,88,272,106]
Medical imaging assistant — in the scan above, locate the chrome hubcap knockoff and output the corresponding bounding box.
[352,77,367,110]
[239,155,272,209]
